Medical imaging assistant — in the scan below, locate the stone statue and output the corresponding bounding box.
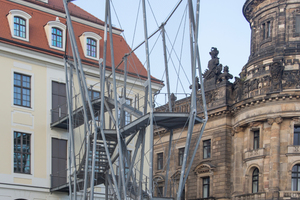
[203,47,223,80]
[219,65,233,82]
[189,77,201,90]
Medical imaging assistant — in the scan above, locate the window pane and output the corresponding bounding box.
[51,28,63,48]
[296,16,300,33]
[87,38,97,57]
[203,140,211,159]
[14,132,30,174]
[14,73,31,107]
[14,17,26,38]
[253,181,258,193]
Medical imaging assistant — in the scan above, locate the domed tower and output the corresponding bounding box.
[242,0,300,82]
[230,1,300,199]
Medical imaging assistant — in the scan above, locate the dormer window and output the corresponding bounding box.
[80,32,102,60]
[44,17,66,51]
[7,10,32,41]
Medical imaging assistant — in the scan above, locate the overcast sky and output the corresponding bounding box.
[73,0,251,104]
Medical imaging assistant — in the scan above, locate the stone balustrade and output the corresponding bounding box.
[244,148,265,161]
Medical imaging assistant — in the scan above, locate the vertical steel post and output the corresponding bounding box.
[65,59,73,200]
[176,0,198,199]
[161,24,174,197]
[138,129,146,200]
[98,0,122,199]
[69,62,77,200]
[106,0,127,198]
[141,0,155,197]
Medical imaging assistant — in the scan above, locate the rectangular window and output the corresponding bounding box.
[119,97,132,126]
[203,139,211,159]
[87,38,97,57]
[266,21,271,38]
[294,126,300,145]
[51,27,62,48]
[157,153,163,170]
[125,98,131,125]
[178,147,185,166]
[14,16,26,38]
[51,138,67,188]
[14,131,30,174]
[52,81,67,122]
[253,130,259,149]
[14,73,31,107]
[88,89,100,100]
[296,16,300,33]
[203,177,210,198]
[262,23,266,40]
[157,186,163,197]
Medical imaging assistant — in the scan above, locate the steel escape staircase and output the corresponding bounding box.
[50,96,204,196]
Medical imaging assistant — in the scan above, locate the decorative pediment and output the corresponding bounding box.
[153,175,165,183]
[171,170,181,180]
[194,163,215,175]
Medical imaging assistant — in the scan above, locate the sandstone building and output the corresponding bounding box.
[153,0,300,199]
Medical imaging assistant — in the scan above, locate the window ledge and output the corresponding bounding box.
[244,148,265,161]
[287,145,300,155]
[279,191,300,198]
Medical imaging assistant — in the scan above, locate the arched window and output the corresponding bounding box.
[252,168,259,193]
[292,164,300,191]
[87,38,97,57]
[14,16,26,38]
[51,27,62,48]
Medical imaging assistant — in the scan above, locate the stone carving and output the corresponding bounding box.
[268,117,283,125]
[263,75,271,87]
[205,90,218,104]
[203,47,223,90]
[233,77,243,102]
[189,77,201,90]
[275,117,283,124]
[250,79,258,91]
[243,81,249,95]
[194,163,215,175]
[282,71,300,89]
[249,149,259,157]
[270,61,284,91]
[219,65,233,83]
[170,93,177,110]
[267,118,275,125]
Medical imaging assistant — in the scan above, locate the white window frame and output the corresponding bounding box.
[80,32,102,60]
[44,18,66,51]
[11,128,34,179]
[7,10,32,42]
[11,68,35,111]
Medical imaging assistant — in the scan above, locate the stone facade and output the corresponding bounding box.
[153,0,300,199]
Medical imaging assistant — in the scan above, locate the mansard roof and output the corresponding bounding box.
[0,0,163,84]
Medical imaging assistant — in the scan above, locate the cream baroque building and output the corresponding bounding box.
[0,0,162,199]
[153,0,300,199]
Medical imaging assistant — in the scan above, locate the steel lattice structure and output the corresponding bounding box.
[59,0,207,199]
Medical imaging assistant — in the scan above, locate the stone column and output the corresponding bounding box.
[232,126,244,195]
[268,117,282,198]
